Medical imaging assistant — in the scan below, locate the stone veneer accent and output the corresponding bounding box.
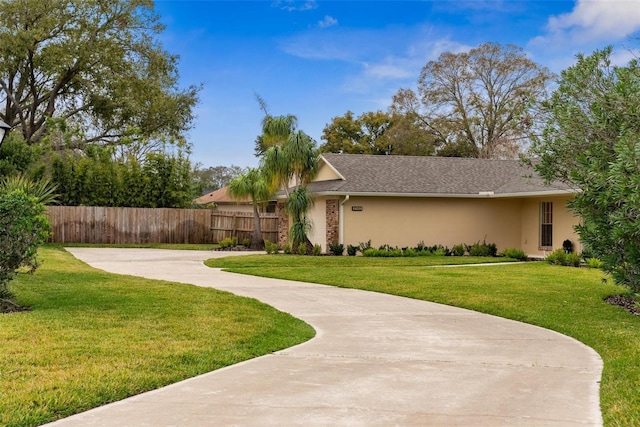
[326,199,339,247]
[276,202,289,248]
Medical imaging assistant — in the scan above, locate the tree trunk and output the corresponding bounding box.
[250,205,265,250]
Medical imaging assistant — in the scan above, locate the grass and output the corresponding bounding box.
[206,255,639,427]
[0,247,314,427]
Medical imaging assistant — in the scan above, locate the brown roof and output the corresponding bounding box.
[193,186,251,205]
[309,153,573,197]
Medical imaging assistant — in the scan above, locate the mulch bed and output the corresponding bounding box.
[0,300,30,314]
[606,295,640,316]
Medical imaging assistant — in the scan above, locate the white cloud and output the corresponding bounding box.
[535,0,640,46]
[271,0,317,12]
[318,15,338,29]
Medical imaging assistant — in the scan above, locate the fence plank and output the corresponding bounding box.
[45,206,278,244]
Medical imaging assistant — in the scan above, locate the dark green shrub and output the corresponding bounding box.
[452,244,465,256]
[328,243,344,256]
[283,244,292,254]
[414,240,426,251]
[546,249,581,266]
[347,244,358,256]
[468,240,498,257]
[0,190,51,311]
[241,238,251,248]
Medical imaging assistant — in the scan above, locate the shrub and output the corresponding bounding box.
[501,248,528,261]
[264,240,279,254]
[468,240,498,257]
[298,242,308,255]
[414,240,426,251]
[546,249,567,265]
[283,244,292,255]
[0,190,51,310]
[312,244,322,256]
[567,252,582,267]
[358,240,372,252]
[586,257,603,269]
[432,247,447,256]
[346,244,358,256]
[452,243,465,256]
[241,238,251,248]
[328,243,344,256]
[218,237,238,249]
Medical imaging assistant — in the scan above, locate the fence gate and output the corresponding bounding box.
[210,211,278,244]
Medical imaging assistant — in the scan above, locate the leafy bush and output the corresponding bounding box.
[467,240,498,257]
[433,247,448,256]
[264,240,279,254]
[358,240,372,252]
[0,190,51,310]
[241,238,251,248]
[414,240,426,251]
[312,244,322,256]
[546,249,582,267]
[500,248,528,261]
[546,249,567,265]
[328,243,344,256]
[283,244,292,255]
[347,244,358,256]
[298,242,308,255]
[586,257,603,269]
[218,237,238,249]
[452,244,465,256]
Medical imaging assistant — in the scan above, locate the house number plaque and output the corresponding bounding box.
[351,206,363,211]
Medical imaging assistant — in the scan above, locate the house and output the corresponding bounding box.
[280,153,580,257]
[193,187,253,212]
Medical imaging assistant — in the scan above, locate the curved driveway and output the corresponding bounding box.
[48,248,603,426]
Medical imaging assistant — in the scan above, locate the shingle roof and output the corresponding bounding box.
[193,186,251,205]
[309,153,573,197]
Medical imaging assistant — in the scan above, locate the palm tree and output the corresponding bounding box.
[227,168,273,250]
[260,116,319,252]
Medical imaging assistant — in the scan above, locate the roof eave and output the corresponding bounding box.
[307,189,577,198]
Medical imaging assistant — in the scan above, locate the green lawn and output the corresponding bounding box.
[0,247,314,427]
[207,255,638,427]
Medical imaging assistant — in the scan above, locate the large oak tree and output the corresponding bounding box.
[0,0,199,154]
[392,42,553,159]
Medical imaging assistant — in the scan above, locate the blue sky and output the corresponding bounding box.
[154,0,640,169]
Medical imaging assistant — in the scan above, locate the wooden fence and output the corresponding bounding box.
[45,206,279,245]
[210,211,279,244]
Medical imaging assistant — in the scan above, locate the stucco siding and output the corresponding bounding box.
[315,162,342,182]
[308,197,328,251]
[520,195,581,257]
[341,196,523,251]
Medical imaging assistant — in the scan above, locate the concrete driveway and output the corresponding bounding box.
[47,248,603,426]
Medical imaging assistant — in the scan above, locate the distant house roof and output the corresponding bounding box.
[193,186,251,205]
[307,153,573,198]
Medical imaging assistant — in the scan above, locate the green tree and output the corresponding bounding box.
[530,47,640,291]
[0,0,199,152]
[392,43,553,159]
[228,168,274,250]
[260,115,318,251]
[320,110,394,155]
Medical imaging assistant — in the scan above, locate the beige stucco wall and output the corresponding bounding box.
[315,160,342,182]
[520,195,581,257]
[333,194,580,257]
[307,197,328,251]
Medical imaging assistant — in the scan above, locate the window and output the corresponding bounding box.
[540,202,553,248]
